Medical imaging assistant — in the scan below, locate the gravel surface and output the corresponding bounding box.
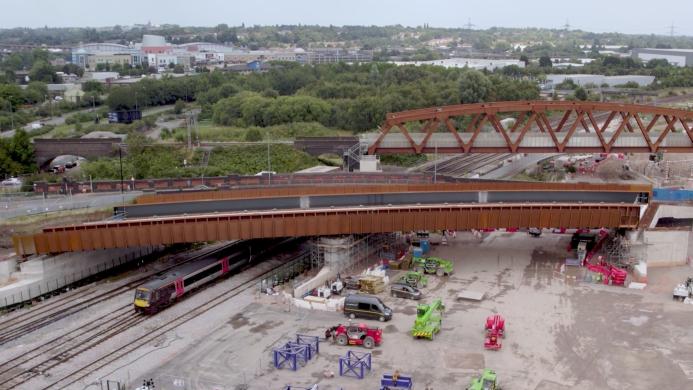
[3,233,693,389]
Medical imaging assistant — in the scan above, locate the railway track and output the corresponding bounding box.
[424,154,512,177]
[38,251,307,390]
[0,241,241,346]
[0,307,145,389]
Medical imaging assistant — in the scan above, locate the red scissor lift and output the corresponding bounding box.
[484,314,505,350]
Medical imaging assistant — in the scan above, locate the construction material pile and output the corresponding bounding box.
[360,276,385,294]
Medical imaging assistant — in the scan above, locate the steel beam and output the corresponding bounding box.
[13,203,641,256]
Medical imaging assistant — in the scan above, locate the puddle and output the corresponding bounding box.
[228,313,250,329]
[249,320,282,334]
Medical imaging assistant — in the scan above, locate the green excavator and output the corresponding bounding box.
[412,256,454,276]
[410,298,444,339]
[467,369,498,390]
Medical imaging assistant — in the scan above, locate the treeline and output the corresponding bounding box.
[3,25,693,54]
[107,63,539,132]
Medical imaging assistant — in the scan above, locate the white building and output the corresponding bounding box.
[544,74,655,88]
[391,58,525,72]
[148,53,178,68]
[632,48,693,67]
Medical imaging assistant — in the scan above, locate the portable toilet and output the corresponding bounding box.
[420,239,430,254]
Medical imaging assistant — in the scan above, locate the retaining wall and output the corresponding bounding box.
[0,246,158,308]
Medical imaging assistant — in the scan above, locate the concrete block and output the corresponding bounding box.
[0,257,17,283]
[644,230,690,267]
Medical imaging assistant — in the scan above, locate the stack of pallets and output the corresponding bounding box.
[360,276,385,294]
[389,254,411,270]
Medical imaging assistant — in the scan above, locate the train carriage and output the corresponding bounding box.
[134,256,232,314]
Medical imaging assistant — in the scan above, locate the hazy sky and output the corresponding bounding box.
[0,0,690,36]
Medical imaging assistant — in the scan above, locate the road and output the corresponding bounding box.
[0,191,141,220]
[119,190,640,218]
[0,104,176,139]
[481,153,557,179]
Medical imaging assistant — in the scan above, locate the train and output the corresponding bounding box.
[133,256,237,313]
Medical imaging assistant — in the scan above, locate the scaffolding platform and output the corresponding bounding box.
[273,334,320,371]
[339,350,372,379]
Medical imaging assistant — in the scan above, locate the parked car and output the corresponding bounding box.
[344,294,392,322]
[1,177,21,186]
[390,283,423,300]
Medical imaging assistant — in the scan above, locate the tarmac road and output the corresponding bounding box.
[119,190,642,218]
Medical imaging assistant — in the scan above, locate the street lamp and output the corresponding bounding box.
[91,95,98,123]
[118,145,124,194]
[267,131,272,185]
[44,95,53,118]
[4,100,12,131]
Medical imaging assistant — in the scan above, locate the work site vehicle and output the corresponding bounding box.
[397,271,428,288]
[344,294,392,322]
[467,369,498,390]
[390,283,422,300]
[673,277,693,301]
[411,298,444,339]
[484,314,505,350]
[328,323,382,349]
[412,256,454,276]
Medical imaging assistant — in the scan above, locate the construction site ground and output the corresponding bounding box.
[123,232,693,390]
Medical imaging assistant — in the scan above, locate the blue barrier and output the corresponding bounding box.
[653,188,693,202]
[380,373,413,389]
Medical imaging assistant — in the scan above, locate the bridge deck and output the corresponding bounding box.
[14,202,641,256]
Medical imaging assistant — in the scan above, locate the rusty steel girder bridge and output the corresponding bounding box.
[365,101,693,154]
[12,181,650,256]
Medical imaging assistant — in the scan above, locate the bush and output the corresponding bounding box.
[245,128,262,142]
[65,112,96,124]
[174,100,185,115]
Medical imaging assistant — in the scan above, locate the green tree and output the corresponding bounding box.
[106,86,137,110]
[4,130,35,174]
[62,63,84,77]
[82,80,105,94]
[0,84,24,109]
[24,81,48,104]
[126,131,152,179]
[459,70,492,104]
[29,60,60,83]
[574,87,588,101]
[173,64,185,74]
[539,56,553,68]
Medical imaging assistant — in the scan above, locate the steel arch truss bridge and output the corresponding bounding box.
[365,101,693,154]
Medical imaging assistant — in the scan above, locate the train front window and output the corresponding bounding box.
[135,289,150,300]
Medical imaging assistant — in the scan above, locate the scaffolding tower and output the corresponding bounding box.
[309,233,397,276]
